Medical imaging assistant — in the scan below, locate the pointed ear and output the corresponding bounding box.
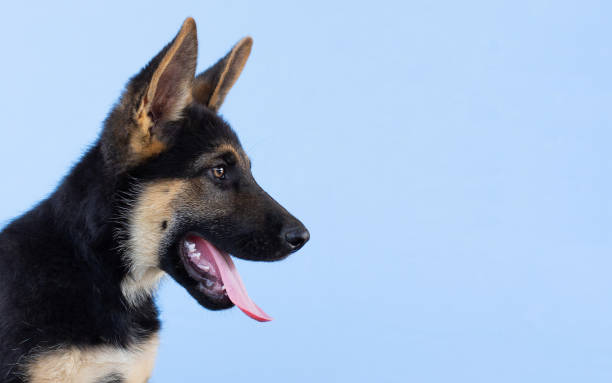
[138,17,198,129]
[192,37,252,112]
[101,18,198,172]
[117,18,197,163]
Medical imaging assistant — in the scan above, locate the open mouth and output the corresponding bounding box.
[179,233,272,322]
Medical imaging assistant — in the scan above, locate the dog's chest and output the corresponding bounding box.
[26,334,159,383]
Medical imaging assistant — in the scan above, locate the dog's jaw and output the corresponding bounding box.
[180,233,273,322]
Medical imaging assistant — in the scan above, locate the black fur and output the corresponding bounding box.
[97,373,124,383]
[0,19,308,383]
[0,144,160,382]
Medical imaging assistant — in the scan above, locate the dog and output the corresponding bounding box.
[0,18,309,383]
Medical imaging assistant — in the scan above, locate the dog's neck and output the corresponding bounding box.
[45,143,165,307]
[48,145,116,248]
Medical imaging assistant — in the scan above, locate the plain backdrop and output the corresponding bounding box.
[1,1,611,382]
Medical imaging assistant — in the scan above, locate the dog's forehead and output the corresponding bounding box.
[215,143,249,163]
[180,103,248,160]
[194,141,250,168]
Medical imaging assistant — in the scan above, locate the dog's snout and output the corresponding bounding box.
[283,226,310,252]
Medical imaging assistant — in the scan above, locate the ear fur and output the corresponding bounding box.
[192,37,252,112]
[141,18,198,125]
[128,18,198,163]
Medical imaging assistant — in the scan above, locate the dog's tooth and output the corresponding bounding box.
[205,279,214,288]
[197,263,210,272]
[187,243,196,252]
[221,285,226,291]
[192,252,201,259]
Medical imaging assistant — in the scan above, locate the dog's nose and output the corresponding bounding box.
[283,227,310,252]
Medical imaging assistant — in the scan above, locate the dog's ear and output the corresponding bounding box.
[102,18,198,172]
[192,37,252,112]
[132,18,197,150]
[105,18,196,165]
[141,18,197,125]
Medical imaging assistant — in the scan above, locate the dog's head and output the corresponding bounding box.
[101,18,309,321]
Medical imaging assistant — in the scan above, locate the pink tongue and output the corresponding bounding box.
[197,239,272,322]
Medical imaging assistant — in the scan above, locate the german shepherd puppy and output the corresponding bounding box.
[0,18,309,382]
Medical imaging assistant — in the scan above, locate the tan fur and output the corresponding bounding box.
[26,334,159,383]
[121,180,187,305]
[216,143,243,161]
[129,18,197,165]
[193,143,249,171]
[144,18,196,123]
[207,37,252,110]
[128,109,167,162]
[193,36,252,111]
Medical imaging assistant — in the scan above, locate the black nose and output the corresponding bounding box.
[283,227,310,251]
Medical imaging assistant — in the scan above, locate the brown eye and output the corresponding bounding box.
[212,166,226,179]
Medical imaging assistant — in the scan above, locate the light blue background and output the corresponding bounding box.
[1,1,611,382]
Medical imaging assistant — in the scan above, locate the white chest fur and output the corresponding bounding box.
[26,334,159,383]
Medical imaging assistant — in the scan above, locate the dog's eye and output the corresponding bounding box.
[212,166,226,180]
